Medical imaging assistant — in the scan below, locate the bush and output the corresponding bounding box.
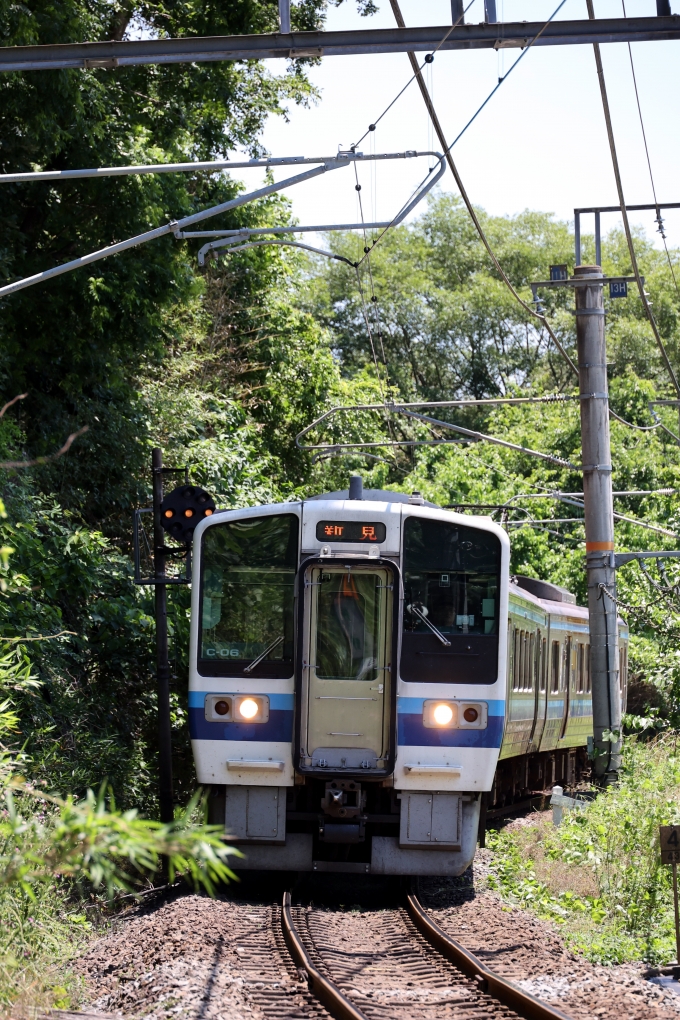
[486,735,680,964]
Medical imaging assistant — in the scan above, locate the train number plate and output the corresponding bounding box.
[660,825,680,864]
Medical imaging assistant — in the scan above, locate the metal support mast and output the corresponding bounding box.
[575,266,621,782]
[152,448,174,822]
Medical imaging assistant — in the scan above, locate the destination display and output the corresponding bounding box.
[316,520,386,543]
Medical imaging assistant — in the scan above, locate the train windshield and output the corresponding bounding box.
[401,516,501,684]
[199,513,298,677]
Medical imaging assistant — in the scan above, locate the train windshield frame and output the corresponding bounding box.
[401,515,501,684]
[198,513,298,678]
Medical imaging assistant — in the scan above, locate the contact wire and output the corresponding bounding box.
[388,0,579,378]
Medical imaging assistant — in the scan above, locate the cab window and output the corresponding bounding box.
[199,513,298,677]
[401,516,501,684]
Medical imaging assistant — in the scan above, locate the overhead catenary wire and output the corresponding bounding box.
[387,0,579,378]
[586,0,680,399]
[621,0,680,306]
[351,0,476,151]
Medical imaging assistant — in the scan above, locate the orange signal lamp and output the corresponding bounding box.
[184,508,194,518]
[205,509,213,516]
[164,509,173,518]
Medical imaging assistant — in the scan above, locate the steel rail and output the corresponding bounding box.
[1,17,680,72]
[281,892,369,1020]
[405,889,573,1020]
[283,888,573,1020]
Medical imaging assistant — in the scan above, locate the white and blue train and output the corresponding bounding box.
[188,480,628,876]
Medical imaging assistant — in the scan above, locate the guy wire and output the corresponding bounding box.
[586,0,680,399]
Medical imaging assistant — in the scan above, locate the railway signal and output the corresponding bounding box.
[160,484,215,544]
[133,450,216,824]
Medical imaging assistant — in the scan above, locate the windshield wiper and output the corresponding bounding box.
[406,604,451,647]
[243,635,284,674]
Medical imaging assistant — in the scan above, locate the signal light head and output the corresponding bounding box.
[159,484,216,544]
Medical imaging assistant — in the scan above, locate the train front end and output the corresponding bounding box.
[189,486,509,875]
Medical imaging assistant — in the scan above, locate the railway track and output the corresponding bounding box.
[280,888,572,1020]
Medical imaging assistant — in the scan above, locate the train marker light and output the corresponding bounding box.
[423,699,456,728]
[204,694,233,721]
[458,702,488,729]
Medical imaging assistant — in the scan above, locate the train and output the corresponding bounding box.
[188,478,628,876]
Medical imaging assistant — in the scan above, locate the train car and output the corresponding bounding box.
[188,479,627,876]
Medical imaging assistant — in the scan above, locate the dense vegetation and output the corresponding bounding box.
[2,0,680,1007]
[486,735,680,965]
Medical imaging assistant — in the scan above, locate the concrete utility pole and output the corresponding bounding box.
[152,448,174,822]
[574,266,621,782]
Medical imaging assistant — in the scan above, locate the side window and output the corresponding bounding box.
[528,632,535,692]
[551,641,560,693]
[540,636,547,693]
[561,643,568,692]
[576,643,583,693]
[513,627,521,692]
[585,644,591,693]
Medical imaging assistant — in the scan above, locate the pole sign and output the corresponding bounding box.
[609,280,628,299]
[660,825,680,864]
[549,264,568,281]
[660,825,680,968]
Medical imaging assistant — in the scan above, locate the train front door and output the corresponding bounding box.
[299,563,393,771]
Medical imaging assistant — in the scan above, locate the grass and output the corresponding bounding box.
[485,734,680,965]
[0,879,94,1018]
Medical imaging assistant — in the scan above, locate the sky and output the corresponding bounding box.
[223,0,680,253]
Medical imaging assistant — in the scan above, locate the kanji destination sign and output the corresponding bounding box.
[316,521,387,543]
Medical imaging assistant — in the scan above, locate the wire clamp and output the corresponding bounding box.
[571,308,605,316]
[582,464,613,473]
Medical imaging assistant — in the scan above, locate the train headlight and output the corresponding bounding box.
[233,695,270,723]
[423,700,457,728]
[433,703,454,725]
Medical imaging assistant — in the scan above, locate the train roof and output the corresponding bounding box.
[307,488,439,508]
